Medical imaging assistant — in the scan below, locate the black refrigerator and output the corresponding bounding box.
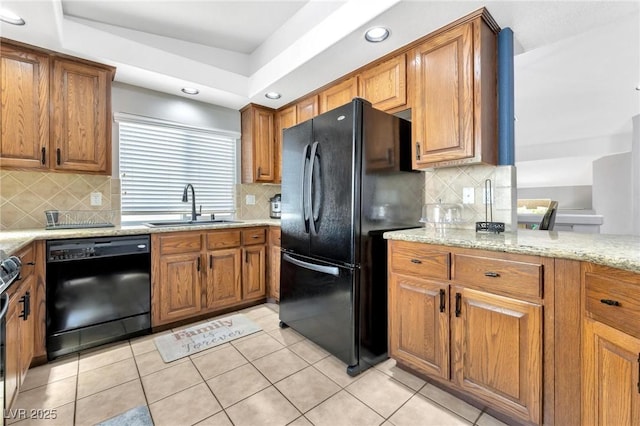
[279,98,421,376]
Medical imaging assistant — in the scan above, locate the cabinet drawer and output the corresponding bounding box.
[156,233,202,255]
[242,228,266,245]
[269,228,281,247]
[389,241,449,280]
[452,253,542,300]
[585,269,640,339]
[206,230,241,250]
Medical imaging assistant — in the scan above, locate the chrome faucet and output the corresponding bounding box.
[181,183,200,221]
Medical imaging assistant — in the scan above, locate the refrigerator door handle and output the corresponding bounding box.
[301,143,311,233]
[308,141,320,236]
[283,253,339,277]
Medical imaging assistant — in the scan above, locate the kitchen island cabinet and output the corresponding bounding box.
[0,39,114,174]
[388,240,544,425]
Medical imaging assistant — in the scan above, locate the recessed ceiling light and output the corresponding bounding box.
[265,92,281,100]
[0,8,25,25]
[365,27,389,43]
[181,87,199,95]
[636,85,640,91]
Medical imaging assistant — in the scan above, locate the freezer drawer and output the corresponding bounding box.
[279,252,357,368]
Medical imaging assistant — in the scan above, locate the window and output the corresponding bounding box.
[116,113,239,221]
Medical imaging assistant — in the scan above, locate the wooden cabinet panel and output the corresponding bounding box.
[155,253,202,325]
[358,54,407,112]
[242,227,266,245]
[319,77,357,113]
[296,96,318,122]
[410,15,497,168]
[51,58,111,174]
[5,297,20,409]
[206,230,241,250]
[389,274,449,379]
[275,105,296,184]
[204,248,241,310]
[452,252,543,301]
[268,227,281,301]
[241,104,275,183]
[157,232,202,255]
[0,42,49,169]
[583,318,640,426]
[18,275,35,383]
[243,245,266,300]
[451,286,542,424]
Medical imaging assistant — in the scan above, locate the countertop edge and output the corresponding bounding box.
[0,219,281,256]
[384,228,640,274]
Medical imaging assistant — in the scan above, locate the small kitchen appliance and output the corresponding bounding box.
[270,193,281,219]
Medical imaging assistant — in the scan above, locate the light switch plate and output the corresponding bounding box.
[245,194,256,205]
[90,192,102,206]
[462,187,474,204]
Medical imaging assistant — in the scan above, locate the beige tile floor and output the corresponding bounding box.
[10,303,509,426]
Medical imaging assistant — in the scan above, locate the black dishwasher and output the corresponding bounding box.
[46,235,151,360]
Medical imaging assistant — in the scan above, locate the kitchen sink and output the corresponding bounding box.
[143,220,242,228]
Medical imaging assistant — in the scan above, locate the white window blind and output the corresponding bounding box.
[116,113,239,216]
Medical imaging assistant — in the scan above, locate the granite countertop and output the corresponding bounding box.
[0,219,281,256]
[384,227,640,273]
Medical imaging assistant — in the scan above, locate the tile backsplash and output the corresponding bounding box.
[236,184,281,220]
[423,165,517,231]
[0,171,119,230]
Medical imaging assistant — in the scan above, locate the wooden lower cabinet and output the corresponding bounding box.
[204,248,241,310]
[583,318,640,426]
[152,228,268,327]
[388,240,544,425]
[451,286,542,424]
[268,227,281,301]
[5,293,20,409]
[388,273,449,379]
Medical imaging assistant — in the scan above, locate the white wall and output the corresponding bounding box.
[592,153,633,235]
[110,82,241,175]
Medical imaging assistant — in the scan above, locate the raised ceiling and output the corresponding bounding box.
[1,0,638,112]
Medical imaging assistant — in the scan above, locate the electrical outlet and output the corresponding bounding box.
[462,187,475,204]
[90,192,102,206]
[245,194,256,205]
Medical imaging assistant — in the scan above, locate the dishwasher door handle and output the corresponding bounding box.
[283,253,339,277]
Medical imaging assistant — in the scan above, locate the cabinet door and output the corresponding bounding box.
[388,274,449,379]
[5,298,20,409]
[154,253,202,325]
[451,286,542,425]
[204,248,242,310]
[358,54,407,112]
[583,318,640,426]
[242,245,266,300]
[241,105,275,183]
[275,106,296,184]
[19,275,35,383]
[269,244,281,301]
[319,77,357,113]
[51,59,111,174]
[296,96,318,123]
[0,43,49,169]
[411,22,474,167]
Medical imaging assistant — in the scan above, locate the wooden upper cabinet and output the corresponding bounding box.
[275,105,296,184]
[358,54,407,112]
[296,95,318,123]
[410,14,497,168]
[241,104,275,183]
[0,43,50,169]
[319,76,357,113]
[0,39,114,174]
[51,58,112,174]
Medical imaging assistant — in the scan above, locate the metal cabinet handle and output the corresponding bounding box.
[484,272,500,278]
[209,255,213,269]
[41,147,46,165]
[455,292,462,317]
[600,299,621,306]
[20,291,30,320]
[251,235,259,239]
[245,251,249,263]
[197,256,201,272]
[415,142,421,161]
[410,259,422,264]
[439,289,446,313]
[56,148,61,165]
[257,166,262,177]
